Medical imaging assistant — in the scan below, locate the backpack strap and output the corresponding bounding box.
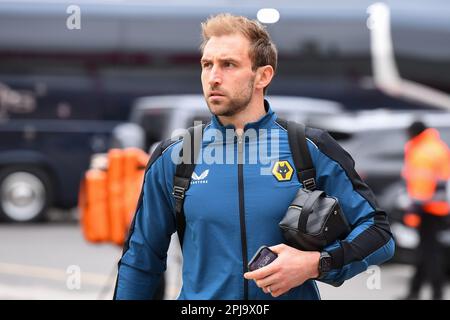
[277,118,317,191]
[173,124,205,248]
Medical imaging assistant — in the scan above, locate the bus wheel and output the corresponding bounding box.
[0,167,52,223]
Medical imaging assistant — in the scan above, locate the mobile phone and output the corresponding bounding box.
[248,246,278,271]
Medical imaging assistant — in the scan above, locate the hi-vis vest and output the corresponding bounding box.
[403,128,450,216]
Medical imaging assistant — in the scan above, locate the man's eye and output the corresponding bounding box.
[202,62,212,69]
[224,62,234,68]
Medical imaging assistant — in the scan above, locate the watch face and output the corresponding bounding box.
[320,253,332,272]
[321,258,331,271]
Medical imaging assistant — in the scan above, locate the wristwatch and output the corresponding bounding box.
[317,251,332,279]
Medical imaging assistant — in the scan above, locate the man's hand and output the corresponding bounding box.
[243,244,320,297]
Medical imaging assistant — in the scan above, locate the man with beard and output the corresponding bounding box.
[114,13,394,300]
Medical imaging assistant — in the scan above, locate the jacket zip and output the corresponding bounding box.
[237,134,249,300]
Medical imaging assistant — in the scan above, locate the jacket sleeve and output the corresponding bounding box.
[114,141,178,299]
[307,129,395,287]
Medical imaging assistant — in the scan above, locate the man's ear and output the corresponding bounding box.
[255,65,274,91]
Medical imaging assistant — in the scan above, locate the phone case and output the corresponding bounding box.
[248,246,278,271]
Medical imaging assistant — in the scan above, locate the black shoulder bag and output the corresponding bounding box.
[276,119,351,251]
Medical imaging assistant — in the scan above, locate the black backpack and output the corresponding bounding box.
[172,119,316,248]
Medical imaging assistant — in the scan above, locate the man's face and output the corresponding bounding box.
[201,33,256,117]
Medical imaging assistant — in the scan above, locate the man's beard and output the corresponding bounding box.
[206,79,254,117]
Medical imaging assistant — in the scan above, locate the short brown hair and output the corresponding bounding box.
[200,13,278,94]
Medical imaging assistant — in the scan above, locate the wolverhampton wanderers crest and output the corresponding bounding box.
[272,160,294,181]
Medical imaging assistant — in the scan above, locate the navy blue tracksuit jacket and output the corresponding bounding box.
[115,100,395,299]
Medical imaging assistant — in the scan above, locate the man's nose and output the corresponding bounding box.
[208,65,222,86]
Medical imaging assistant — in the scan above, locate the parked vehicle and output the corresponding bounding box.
[113,94,344,151]
[0,78,121,222]
[309,109,450,265]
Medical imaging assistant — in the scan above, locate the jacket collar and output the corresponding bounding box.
[210,99,276,134]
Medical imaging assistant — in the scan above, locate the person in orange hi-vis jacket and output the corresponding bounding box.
[402,120,450,300]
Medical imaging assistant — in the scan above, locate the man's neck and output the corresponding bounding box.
[217,97,266,134]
